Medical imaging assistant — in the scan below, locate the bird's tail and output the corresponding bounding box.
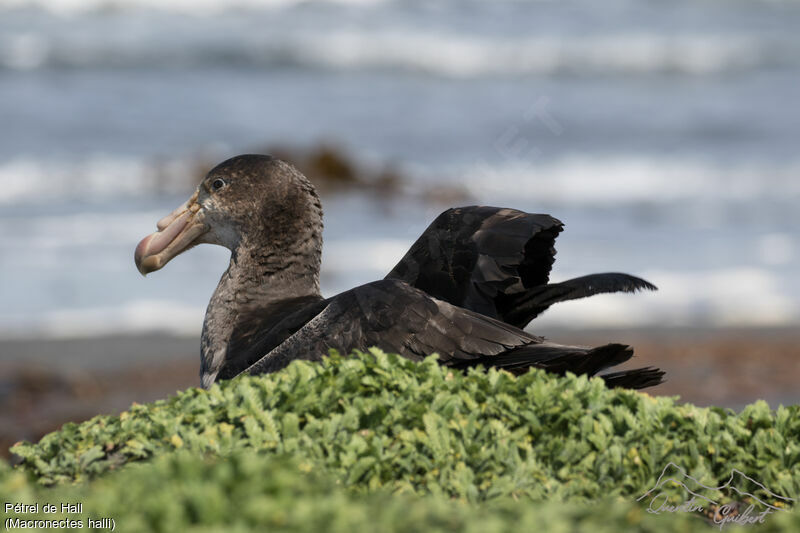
[600,367,666,390]
[533,342,635,376]
[462,341,664,390]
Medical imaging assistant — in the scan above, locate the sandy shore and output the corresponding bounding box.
[2,327,799,459]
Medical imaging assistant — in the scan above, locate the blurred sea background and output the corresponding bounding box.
[1,0,799,451]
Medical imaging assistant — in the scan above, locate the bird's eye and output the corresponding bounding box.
[211,178,226,191]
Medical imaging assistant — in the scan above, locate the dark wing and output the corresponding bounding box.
[499,273,658,328]
[387,206,656,329]
[242,279,663,389]
[213,295,329,382]
[386,206,562,319]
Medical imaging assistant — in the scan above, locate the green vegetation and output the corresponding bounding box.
[5,450,799,533]
[4,350,799,531]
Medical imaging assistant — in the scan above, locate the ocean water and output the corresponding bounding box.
[1,0,799,339]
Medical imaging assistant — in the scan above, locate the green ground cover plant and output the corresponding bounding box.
[5,449,800,533]
[4,350,799,530]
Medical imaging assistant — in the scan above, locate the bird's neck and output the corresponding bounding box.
[200,229,322,388]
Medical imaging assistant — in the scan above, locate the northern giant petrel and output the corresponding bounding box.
[135,155,663,390]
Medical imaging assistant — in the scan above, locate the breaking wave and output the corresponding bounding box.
[3,154,800,208]
[1,24,795,76]
[2,266,796,340]
[459,155,800,206]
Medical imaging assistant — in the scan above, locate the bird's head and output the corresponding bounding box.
[135,154,322,275]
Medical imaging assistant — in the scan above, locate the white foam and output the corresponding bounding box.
[295,31,770,77]
[462,155,800,206]
[1,0,387,15]
[1,266,796,341]
[0,33,50,70]
[0,300,204,339]
[758,233,796,267]
[323,239,409,275]
[4,154,799,208]
[0,210,172,249]
[534,267,799,329]
[0,155,195,205]
[0,22,787,76]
